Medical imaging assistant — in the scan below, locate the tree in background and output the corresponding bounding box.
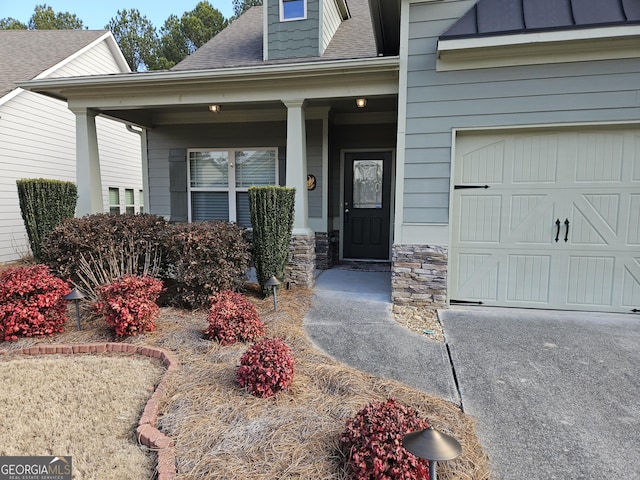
[105,9,157,72]
[0,18,28,29]
[233,0,262,18]
[29,4,85,29]
[155,1,228,69]
[0,4,85,30]
[1,2,230,71]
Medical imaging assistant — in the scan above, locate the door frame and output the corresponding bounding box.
[339,148,396,261]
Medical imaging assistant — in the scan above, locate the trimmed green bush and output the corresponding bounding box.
[16,178,77,260]
[163,221,251,309]
[249,186,295,295]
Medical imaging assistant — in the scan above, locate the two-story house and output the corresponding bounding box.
[20,0,640,314]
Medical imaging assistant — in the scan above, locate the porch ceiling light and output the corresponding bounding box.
[355,97,367,108]
[208,104,222,113]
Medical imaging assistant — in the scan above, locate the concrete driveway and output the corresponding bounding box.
[441,307,640,479]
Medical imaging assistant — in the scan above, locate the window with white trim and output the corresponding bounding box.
[125,188,135,214]
[188,148,278,226]
[139,190,144,213]
[109,188,120,214]
[281,0,306,21]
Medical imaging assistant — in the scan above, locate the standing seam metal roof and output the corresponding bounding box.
[441,0,640,40]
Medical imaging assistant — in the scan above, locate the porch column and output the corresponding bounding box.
[72,108,103,216]
[283,99,311,234]
[283,99,315,289]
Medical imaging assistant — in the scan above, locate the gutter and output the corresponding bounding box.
[17,56,400,94]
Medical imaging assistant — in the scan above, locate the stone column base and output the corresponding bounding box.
[314,232,332,270]
[391,244,448,309]
[285,233,316,289]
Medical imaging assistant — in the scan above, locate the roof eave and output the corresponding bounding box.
[18,56,400,102]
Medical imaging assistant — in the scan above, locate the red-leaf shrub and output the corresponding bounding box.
[95,274,163,337]
[0,264,70,342]
[204,290,265,345]
[340,398,431,480]
[236,338,295,398]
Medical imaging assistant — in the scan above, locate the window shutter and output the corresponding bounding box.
[169,148,187,222]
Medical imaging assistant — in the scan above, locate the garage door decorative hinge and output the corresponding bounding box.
[454,185,490,190]
[450,299,484,305]
[632,309,639,313]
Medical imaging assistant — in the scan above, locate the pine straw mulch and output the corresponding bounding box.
[0,285,490,480]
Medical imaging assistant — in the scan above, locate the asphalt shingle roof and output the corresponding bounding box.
[441,0,640,39]
[0,30,107,98]
[172,0,377,72]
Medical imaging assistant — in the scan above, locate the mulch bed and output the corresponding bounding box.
[0,284,491,479]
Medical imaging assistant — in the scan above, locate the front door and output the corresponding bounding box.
[343,151,392,260]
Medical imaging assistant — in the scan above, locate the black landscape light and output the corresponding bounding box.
[63,287,86,331]
[402,426,462,480]
[265,276,281,311]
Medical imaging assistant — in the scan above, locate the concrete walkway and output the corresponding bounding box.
[304,268,459,404]
[304,268,640,479]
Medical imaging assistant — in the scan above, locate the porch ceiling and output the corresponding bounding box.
[19,57,399,129]
[100,95,398,127]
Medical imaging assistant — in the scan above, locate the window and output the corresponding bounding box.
[281,0,306,21]
[109,188,120,214]
[188,148,278,226]
[125,189,135,214]
[139,190,144,214]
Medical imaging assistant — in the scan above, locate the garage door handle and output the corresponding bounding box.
[555,219,561,242]
[564,219,570,242]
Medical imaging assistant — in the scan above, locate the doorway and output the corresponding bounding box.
[342,151,392,260]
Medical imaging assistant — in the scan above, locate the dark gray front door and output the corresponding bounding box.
[343,151,392,260]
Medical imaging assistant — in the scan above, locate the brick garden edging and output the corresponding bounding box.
[0,343,180,480]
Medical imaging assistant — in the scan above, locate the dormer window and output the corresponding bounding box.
[281,0,306,21]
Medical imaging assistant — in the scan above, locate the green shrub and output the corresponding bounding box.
[163,221,251,309]
[16,178,77,260]
[204,290,265,345]
[41,213,167,299]
[0,264,71,342]
[249,186,295,295]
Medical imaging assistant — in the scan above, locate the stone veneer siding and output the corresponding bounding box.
[315,232,332,270]
[391,244,448,309]
[285,233,316,289]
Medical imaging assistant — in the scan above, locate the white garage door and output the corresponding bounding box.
[450,128,640,313]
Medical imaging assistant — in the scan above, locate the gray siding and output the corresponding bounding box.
[404,0,640,224]
[306,120,323,217]
[268,0,320,60]
[148,121,323,221]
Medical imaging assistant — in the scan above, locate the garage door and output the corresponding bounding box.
[450,128,640,313]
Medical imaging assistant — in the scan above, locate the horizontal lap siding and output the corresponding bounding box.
[147,121,324,220]
[0,39,138,262]
[322,0,342,52]
[0,92,77,261]
[404,0,640,225]
[50,41,122,77]
[96,118,143,212]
